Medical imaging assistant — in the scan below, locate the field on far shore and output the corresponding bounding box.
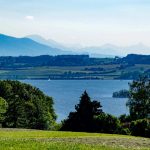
[0,129,149,150]
[0,64,149,80]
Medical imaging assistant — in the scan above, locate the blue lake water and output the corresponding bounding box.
[22,80,131,122]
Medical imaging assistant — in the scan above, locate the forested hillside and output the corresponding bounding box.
[0,54,150,79]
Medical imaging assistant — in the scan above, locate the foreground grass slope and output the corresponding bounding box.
[0,129,149,150]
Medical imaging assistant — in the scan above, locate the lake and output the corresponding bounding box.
[22,80,131,122]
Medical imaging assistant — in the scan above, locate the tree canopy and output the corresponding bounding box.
[0,80,56,129]
[127,76,150,120]
[61,91,103,132]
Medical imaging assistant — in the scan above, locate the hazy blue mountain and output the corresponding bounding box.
[0,34,69,56]
[124,43,150,54]
[80,44,122,57]
[26,35,76,54]
[26,35,119,57]
[26,35,66,49]
[19,35,150,57]
[81,43,150,56]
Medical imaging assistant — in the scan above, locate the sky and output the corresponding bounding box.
[1,0,150,48]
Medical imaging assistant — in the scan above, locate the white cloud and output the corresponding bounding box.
[25,16,34,21]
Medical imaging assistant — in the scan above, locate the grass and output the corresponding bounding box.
[0,63,148,80]
[0,129,149,150]
[0,63,150,80]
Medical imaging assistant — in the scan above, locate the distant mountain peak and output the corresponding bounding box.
[0,34,67,56]
[26,34,48,42]
[26,34,75,54]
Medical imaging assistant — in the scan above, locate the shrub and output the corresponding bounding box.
[0,97,8,127]
[130,119,150,137]
[118,127,131,135]
[94,113,121,134]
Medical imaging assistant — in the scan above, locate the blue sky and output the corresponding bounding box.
[1,0,150,47]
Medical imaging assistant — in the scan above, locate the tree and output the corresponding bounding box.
[0,97,8,127]
[127,76,150,120]
[0,80,56,130]
[61,91,103,132]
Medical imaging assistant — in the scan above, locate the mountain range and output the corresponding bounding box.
[0,34,72,56]
[26,35,120,57]
[26,35,150,56]
[0,33,150,57]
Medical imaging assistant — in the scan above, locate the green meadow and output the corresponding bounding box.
[0,129,149,150]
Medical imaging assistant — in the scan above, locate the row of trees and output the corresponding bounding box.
[112,89,129,98]
[61,77,150,137]
[0,55,110,68]
[0,77,149,137]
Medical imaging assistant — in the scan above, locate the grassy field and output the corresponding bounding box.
[0,63,150,80]
[0,129,149,150]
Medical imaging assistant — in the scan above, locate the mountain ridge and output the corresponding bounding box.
[1,33,150,57]
[27,34,150,56]
[0,34,69,56]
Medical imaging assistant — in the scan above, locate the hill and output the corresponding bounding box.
[0,54,150,80]
[0,34,68,56]
[117,54,150,65]
[0,129,149,150]
[0,54,148,80]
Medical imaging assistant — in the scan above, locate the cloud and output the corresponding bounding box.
[25,16,34,21]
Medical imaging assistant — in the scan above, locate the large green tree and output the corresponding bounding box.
[0,80,56,130]
[127,76,150,120]
[61,91,103,132]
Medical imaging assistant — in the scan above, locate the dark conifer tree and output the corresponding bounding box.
[61,91,103,132]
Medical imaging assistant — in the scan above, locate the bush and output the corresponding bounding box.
[130,119,150,137]
[0,97,8,127]
[94,113,121,134]
[118,127,131,135]
[52,122,62,131]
